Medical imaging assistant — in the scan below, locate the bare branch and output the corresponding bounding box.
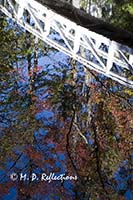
[73,122,88,144]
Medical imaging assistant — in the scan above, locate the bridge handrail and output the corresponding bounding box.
[0,0,133,87]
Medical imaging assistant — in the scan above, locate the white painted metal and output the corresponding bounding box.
[0,0,133,87]
[72,0,80,9]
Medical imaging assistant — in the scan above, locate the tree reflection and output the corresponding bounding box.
[0,17,132,200]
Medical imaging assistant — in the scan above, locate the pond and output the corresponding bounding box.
[0,17,132,200]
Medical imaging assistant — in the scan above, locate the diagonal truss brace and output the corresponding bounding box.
[0,0,133,88]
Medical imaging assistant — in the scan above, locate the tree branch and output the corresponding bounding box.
[73,122,88,144]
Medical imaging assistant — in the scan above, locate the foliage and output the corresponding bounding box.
[80,0,133,32]
[110,0,133,32]
[0,6,132,200]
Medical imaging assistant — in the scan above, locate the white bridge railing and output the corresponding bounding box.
[0,0,133,87]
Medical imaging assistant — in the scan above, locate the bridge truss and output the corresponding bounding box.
[0,0,133,87]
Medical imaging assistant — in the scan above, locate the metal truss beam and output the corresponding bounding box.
[0,0,133,88]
